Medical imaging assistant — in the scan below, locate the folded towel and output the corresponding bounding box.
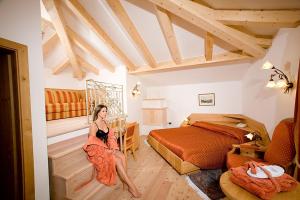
[230,161,298,200]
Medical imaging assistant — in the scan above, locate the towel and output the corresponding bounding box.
[230,161,298,200]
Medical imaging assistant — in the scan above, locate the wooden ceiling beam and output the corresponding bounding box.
[42,0,84,79]
[204,32,213,61]
[107,0,157,67]
[52,57,70,75]
[42,18,54,31]
[148,0,266,57]
[77,55,99,75]
[62,0,136,71]
[215,10,300,26]
[130,52,253,74]
[42,32,59,56]
[256,38,272,48]
[66,26,115,72]
[154,6,181,64]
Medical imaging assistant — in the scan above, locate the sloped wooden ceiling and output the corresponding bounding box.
[41,0,300,80]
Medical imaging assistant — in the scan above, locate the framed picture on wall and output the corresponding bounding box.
[198,93,215,106]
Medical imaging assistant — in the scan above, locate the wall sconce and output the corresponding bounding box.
[131,81,141,97]
[262,61,293,93]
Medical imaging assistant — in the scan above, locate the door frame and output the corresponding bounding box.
[0,38,35,199]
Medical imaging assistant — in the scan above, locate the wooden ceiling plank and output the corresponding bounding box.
[52,57,70,75]
[205,32,213,61]
[76,55,99,75]
[62,0,136,71]
[256,38,272,48]
[42,0,84,79]
[66,26,115,72]
[154,6,181,64]
[107,0,157,68]
[148,0,266,57]
[130,52,253,74]
[42,32,59,56]
[215,10,300,26]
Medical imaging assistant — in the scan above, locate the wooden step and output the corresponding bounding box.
[66,179,104,200]
[51,155,95,199]
[48,134,88,174]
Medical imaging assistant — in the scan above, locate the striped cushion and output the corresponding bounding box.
[45,88,87,121]
[46,109,87,121]
[45,90,55,104]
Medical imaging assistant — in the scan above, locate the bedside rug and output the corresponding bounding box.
[188,169,225,200]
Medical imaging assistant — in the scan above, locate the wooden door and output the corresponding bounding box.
[0,50,23,199]
[0,38,34,200]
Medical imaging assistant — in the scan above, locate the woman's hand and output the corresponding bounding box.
[107,149,115,154]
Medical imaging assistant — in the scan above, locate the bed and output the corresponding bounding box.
[147,113,270,174]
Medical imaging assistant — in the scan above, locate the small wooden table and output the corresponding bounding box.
[220,171,300,200]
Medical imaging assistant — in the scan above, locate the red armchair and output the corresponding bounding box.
[227,118,295,173]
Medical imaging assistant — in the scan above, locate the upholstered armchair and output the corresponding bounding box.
[227,118,295,174]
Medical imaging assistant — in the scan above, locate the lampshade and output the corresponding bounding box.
[245,132,254,140]
[266,80,276,88]
[262,61,274,69]
[276,79,288,88]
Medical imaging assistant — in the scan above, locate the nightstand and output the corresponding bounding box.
[230,141,267,159]
[239,142,266,159]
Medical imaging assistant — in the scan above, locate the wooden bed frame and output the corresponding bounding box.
[147,113,270,174]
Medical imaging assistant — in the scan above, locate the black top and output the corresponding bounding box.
[95,123,109,144]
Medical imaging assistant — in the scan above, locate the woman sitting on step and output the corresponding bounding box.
[83,104,141,198]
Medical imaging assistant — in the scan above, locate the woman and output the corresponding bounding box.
[83,104,141,198]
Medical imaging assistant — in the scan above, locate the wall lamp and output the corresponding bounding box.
[262,61,294,93]
[132,81,141,97]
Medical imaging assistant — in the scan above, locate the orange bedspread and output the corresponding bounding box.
[149,122,248,169]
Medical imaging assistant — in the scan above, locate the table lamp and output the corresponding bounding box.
[245,131,262,146]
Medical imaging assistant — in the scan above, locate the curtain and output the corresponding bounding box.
[294,60,300,181]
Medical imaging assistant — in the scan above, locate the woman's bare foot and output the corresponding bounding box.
[128,187,142,198]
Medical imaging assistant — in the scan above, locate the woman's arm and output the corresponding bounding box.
[88,123,97,137]
[107,128,119,150]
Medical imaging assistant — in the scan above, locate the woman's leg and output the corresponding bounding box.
[114,151,127,171]
[114,156,141,197]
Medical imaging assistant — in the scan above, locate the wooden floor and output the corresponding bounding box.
[88,136,203,200]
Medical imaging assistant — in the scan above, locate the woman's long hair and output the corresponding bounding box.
[93,104,107,121]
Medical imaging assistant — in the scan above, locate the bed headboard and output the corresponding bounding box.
[186,113,270,146]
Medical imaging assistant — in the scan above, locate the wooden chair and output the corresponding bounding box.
[226,118,295,174]
[123,122,136,161]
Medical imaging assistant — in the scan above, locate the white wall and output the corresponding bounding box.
[126,75,145,124]
[242,26,300,137]
[0,0,49,199]
[145,81,242,130]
